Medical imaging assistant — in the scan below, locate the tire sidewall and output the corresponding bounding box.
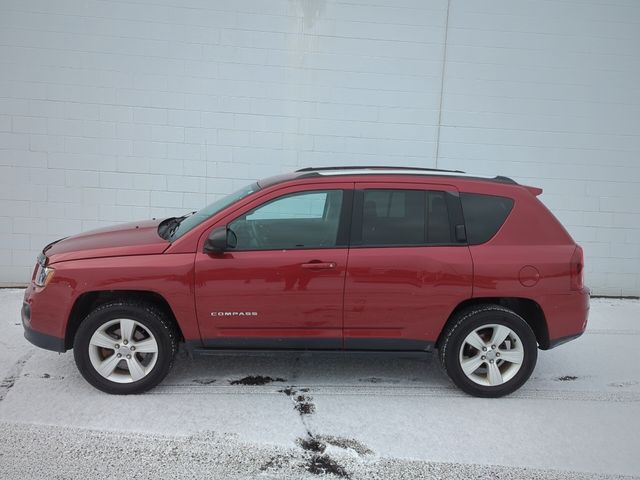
[443,308,538,398]
[73,303,174,394]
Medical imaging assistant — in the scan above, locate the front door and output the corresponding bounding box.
[343,182,473,350]
[194,184,353,349]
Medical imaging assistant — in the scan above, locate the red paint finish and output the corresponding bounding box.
[194,249,347,346]
[343,247,473,347]
[343,180,473,347]
[471,244,589,343]
[518,266,540,287]
[45,219,168,264]
[192,180,353,347]
[24,253,199,341]
[22,170,590,354]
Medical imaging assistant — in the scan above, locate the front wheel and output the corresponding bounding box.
[73,301,178,394]
[438,305,538,398]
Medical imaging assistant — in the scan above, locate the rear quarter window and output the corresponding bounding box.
[460,193,514,245]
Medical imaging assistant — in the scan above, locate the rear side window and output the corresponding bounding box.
[460,193,514,245]
[362,190,425,245]
[357,189,454,246]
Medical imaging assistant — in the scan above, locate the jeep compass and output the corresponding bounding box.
[22,166,590,397]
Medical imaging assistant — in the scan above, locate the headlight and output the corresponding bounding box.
[34,264,55,287]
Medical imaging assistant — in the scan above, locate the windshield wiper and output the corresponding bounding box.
[157,217,178,240]
[159,211,196,240]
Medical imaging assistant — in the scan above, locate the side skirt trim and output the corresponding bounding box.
[185,338,434,356]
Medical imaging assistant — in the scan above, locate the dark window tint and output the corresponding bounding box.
[362,190,425,245]
[427,191,452,244]
[229,190,344,250]
[359,190,453,246]
[460,193,514,244]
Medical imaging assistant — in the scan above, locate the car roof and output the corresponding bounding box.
[258,166,517,188]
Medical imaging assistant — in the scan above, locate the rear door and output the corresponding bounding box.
[343,182,473,350]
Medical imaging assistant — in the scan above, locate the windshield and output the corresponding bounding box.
[168,182,260,241]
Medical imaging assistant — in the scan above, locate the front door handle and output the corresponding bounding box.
[301,261,336,270]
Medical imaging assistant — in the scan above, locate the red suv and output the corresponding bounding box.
[22,167,589,397]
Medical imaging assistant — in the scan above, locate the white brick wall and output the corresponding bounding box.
[0,0,639,295]
[436,0,640,296]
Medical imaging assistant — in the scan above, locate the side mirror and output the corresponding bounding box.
[204,227,237,254]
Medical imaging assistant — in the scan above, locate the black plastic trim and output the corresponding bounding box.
[445,191,467,244]
[187,338,434,353]
[350,189,364,246]
[335,188,354,247]
[544,332,584,350]
[23,324,66,352]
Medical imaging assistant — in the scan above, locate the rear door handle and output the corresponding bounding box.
[301,261,337,269]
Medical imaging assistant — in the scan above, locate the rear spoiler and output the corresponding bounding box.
[523,185,543,196]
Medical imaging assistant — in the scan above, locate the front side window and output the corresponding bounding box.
[229,190,344,250]
[357,189,454,246]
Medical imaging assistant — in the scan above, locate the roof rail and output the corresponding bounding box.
[294,166,518,185]
[296,166,466,174]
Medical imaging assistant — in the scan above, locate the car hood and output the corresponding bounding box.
[44,219,169,264]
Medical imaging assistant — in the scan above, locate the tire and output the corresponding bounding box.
[438,304,537,398]
[73,301,178,394]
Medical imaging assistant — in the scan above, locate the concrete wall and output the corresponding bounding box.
[1,0,639,295]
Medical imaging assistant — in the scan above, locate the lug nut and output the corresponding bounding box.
[491,345,496,350]
[482,347,487,352]
[116,353,122,358]
[481,356,486,360]
[130,346,135,352]
[496,353,500,357]
[114,344,120,349]
[123,340,128,345]
[490,359,494,364]
[126,354,131,359]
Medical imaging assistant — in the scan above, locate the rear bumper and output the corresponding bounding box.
[541,287,590,350]
[546,331,584,349]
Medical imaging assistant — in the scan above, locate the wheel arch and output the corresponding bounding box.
[437,297,550,350]
[65,290,184,350]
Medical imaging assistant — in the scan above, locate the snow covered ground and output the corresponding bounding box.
[1,288,639,479]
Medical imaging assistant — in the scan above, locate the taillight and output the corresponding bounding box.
[570,245,584,291]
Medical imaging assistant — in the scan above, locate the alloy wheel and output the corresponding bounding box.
[88,318,159,383]
[458,324,525,387]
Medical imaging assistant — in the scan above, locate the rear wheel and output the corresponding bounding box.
[73,301,177,394]
[438,305,538,398]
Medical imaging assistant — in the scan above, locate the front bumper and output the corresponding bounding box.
[21,291,67,353]
[23,321,66,352]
